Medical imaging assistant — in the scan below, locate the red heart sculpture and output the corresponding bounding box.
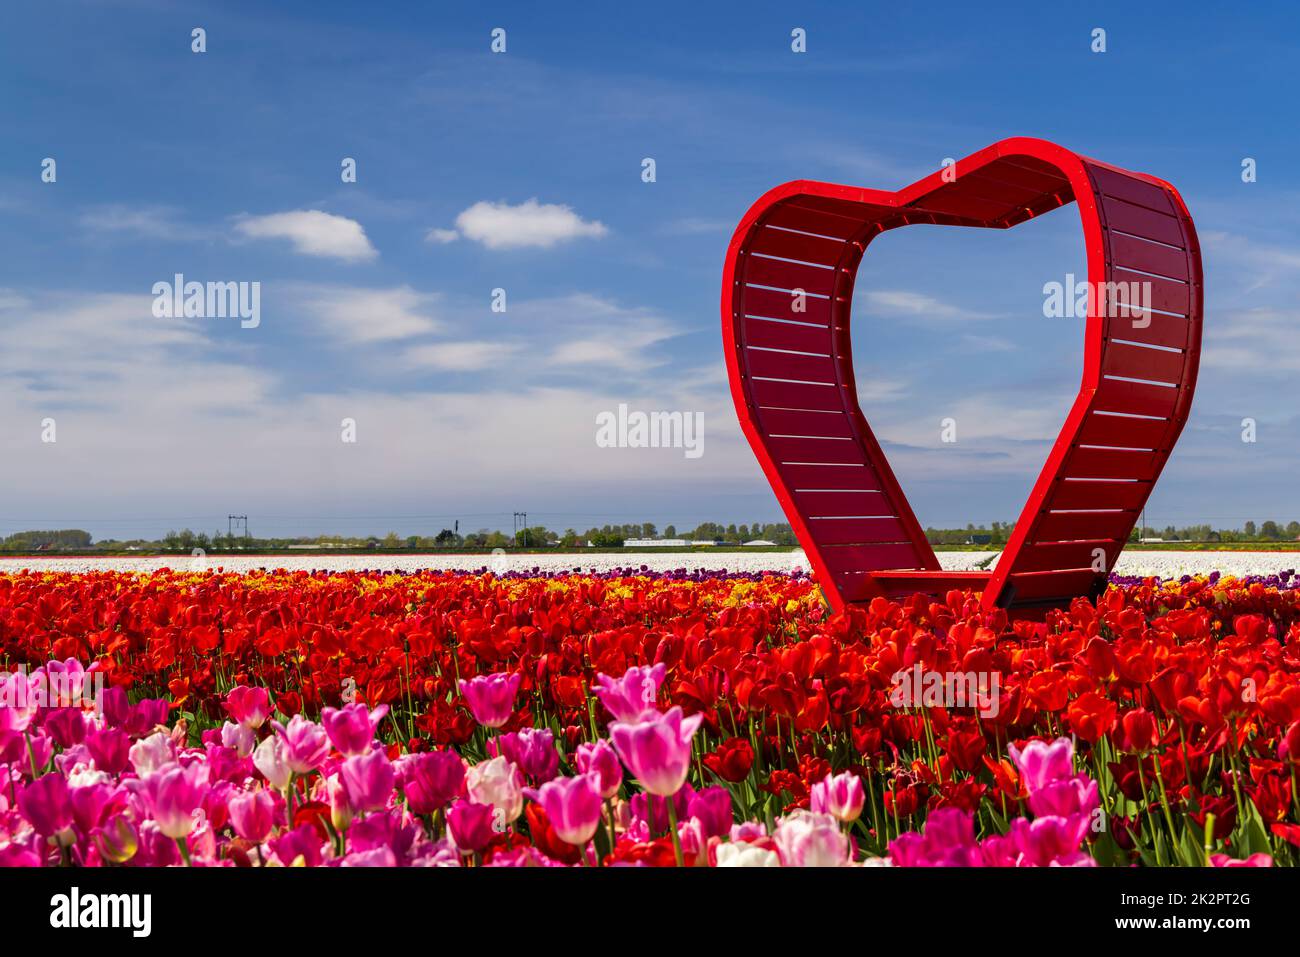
[721,137,1202,617]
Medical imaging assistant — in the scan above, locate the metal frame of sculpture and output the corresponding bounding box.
[721,137,1202,617]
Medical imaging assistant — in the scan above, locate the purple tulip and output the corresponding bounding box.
[526,773,604,846]
[321,702,389,757]
[594,664,667,723]
[458,672,521,729]
[340,749,396,814]
[575,740,622,799]
[273,715,330,774]
[610,706,702,797]
[398,750,466,814]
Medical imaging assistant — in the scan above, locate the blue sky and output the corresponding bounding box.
[0,0,1297,540]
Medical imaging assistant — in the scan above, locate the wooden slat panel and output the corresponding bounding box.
[910,187,1012,221]
[1034,510,1136,542]
[958,171,1046,206]
[739,285,833,325]
[745,348,838,383]
[1108,233,1189,281]
[1064,445,1160,479]
[810,517,908,545]
[743,256,837,296]
[742,317,832,354]
[833,570,875,603]
[1005,569,1101,602]
[1095,378,1181,418]
[1102,341,1186,384]
[757,408,852,439]
[984,157,1071,195]
[821,542,923,573]
[1048,479,1151,511]
[767,436,864,465]
[1077,413,1169,449]
[1013,541,1113,574]
[763,203,865,240]
[1105,309,1190,351]
[750,378,844,412]
[1089,166,1175,215]
[1111,269,1190,317]
[1102,197,1185,247]
[780,463,877,490]
[794,490,891,516]
[749,227,846,266]
[786,196,893,221]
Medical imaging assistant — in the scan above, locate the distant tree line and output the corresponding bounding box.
[6,520,1298,553]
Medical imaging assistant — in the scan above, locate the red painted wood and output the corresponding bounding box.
[721,138,1202,617]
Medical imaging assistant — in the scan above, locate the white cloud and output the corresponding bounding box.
[450,199,607,250]
[861,290,989,321]
[234,210,378,262]
[301,285,441,343]
[424,228,459,244]
[80,204,204,241]
[402,340,514,371]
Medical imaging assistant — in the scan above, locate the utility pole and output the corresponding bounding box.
[228,515,249,547]
[513,511,528,548]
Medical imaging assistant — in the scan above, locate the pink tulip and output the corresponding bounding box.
[458,672,521,729]
[446,800,496,853]
[19,773,75,845]
[340,749,396,814]
[144,762,209,840]
[526,772,604,846]
[575,740,623,799]
[810,772,865,824]
[228,788,277,844]
[594,664,666,723]
[93,814,139,864]
[272,715,330,774]
[773,810,849,867]
[321,702,389,757]
[1008,737,1075,792]
[272,823,325,867]
[466,756,524,823]
[221,721,256,758]
[610,706,701,797]
[687,786,733,839]
[85,726,130,776]
[398,750,466,814]
[224,685,272,729]
[490,727,559,782]
[252,736,292,790]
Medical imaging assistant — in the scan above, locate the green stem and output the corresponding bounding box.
[665,795,685,867]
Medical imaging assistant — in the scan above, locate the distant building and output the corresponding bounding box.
[690,540,716,547]
[624,538,691,548]
[742,539,778,547]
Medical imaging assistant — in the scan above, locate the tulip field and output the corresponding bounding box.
[0,567,1297,867]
